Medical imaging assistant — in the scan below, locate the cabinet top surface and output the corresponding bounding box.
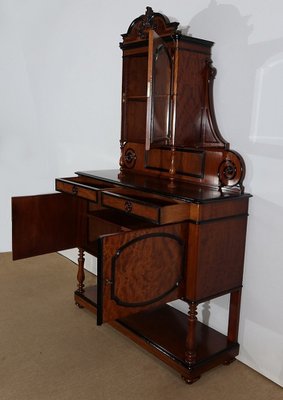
[76,169,250,203]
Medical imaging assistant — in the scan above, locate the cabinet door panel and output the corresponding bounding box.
[146,29,172,150]
[97,223,187,325]
[12,193,79,260]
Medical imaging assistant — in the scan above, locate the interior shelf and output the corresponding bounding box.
[74,286,238,376]
[116,304,238,367]
[75,285,98,308]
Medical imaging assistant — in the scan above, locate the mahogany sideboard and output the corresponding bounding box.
[12,8,251,383]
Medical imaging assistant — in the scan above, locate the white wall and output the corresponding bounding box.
[1,0,282,387]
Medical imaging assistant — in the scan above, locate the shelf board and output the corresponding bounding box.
[115,304,238,368]
[75,286,98,310]
[74,287,238,381]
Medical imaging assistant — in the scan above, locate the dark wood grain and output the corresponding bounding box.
[11,7,251,384]
[12,193,79,260]
[113,304,239,383]
[97,223,187,324]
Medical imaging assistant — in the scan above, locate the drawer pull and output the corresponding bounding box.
[124,200,133,213]
[72,185,78,195]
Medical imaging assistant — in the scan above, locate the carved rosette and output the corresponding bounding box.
[218,151,245,192]
[120,142,137,170]
[124,148,137,169]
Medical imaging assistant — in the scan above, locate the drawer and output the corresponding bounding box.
[56,176,115,202]
[101,188,190,224]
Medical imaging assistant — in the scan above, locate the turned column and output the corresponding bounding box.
[77,248,85,294]
[185,302,198,364]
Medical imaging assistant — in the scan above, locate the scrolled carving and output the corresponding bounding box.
[200,59,228,148]
[124,148,137,169]
[206,59,217,82]
[218,151,246,193]
[138,6,156,38]
[119,140,127,169]
[219,160,237,182]
[121,7,179,43]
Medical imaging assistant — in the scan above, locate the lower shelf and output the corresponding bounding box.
[74,286,238,383]
[75,286,98,308]
[119,305,237,365]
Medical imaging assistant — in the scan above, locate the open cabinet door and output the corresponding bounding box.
[12,193,79,260]
[97,223,187,325]
[146,29,173,150]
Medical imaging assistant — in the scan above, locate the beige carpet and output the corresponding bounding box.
[0,252,281,400]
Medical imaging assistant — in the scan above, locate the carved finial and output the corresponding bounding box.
[138,6,156,38]
[121,7,179,43]
[144,6,154,26]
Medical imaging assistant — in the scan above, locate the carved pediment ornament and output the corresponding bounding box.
[122,6,179,42]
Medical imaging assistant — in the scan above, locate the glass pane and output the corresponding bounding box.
[146,30,172,150]
[152,96,170,144]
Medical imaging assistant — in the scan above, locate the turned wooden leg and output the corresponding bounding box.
[77,248,85,294]
[182,302,200,383]
[185,302,198,365]
[168,147,176,188]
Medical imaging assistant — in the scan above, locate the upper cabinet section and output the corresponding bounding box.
[120,6,228,150]
[119,7,245,193]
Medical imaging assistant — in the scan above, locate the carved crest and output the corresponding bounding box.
[122,6,179,42]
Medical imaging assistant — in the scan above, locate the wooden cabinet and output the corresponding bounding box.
[12,8,251,384]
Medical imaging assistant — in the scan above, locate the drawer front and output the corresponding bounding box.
[101,191,160,223]
[56,179,98,202]
[101,190,190,224]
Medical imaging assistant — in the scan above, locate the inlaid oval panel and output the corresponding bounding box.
[111,232,184,307]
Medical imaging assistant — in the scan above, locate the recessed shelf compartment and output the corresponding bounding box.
[117,305,237,364]
[113,304,239,382]
[85,209,155,256]
[73,290,239,382]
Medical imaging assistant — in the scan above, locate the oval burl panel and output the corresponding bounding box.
[111,233,184,307]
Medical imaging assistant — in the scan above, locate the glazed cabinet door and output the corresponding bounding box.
[146,29,173,150]
[12,193,80,260]
[97,222,187,325]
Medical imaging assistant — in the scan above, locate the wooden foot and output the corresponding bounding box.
[181,374,201,384]
[223,357,236,366]
[75,301,84,309]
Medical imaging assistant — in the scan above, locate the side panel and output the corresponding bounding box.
[186,215,248,301]
[97,223,187,325]
[12,193,79,260]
